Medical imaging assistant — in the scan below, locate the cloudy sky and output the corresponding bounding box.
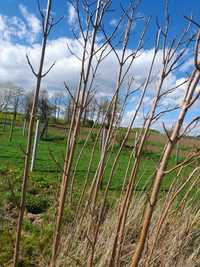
[0,0,200,132]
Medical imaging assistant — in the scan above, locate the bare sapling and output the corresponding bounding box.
[13,0,59,266]
[146,164,200,266]
[85,4,151,266]
[46,2,200,267]
[50,0,116,265]
[9,88,22,142]
[130,26,200,267]
[108,8,195,266]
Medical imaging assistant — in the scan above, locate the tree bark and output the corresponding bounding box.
[13,1,52,266]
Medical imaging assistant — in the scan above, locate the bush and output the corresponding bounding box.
[26,195,50,214]
[5,192,50,214]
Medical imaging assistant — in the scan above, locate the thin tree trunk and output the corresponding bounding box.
[3,110,7,131]
[13,1,52,266]
[57,107,60,121]
[50,2,104,265]
[9,113,16,142]
[130,69,200,267]
[22,118,27,136]
[101,126,108,154]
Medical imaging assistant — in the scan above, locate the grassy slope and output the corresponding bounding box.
[0,123,198,266]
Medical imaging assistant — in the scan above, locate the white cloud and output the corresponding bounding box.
[180,57,193,72]
[0,6,199,131]
[110,18,117,27]
[0,38,190,100]
[121,109,145,127]
[0,5,41,44]
[67,3,77,26]
[19,4,41,42]
[0,14,27,41]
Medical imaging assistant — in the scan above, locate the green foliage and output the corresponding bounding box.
[26,194,50,214]
[90,132,97,142]
[5,192,50,214]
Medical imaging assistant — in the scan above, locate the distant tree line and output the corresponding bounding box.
[0,84,122,139]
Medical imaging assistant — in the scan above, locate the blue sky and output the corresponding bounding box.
[0,0,200,133]
[1,0,200,43]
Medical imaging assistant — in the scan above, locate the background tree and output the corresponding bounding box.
[21,90,34,136]
[9,87,24,141]
[39,90,54,139]
[64,94,74,125]
[51,90,65,122]
[0,83,18,130]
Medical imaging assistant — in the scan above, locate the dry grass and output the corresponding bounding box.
[57,194,200,267]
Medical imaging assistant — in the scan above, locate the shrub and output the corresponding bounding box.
[26,195,50,214]
[5,192,50,214]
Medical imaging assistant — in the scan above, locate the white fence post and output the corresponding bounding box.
[31,119,40,172]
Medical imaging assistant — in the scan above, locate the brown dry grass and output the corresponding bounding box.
[57,195,200,267]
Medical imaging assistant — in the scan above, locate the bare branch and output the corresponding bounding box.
[66,41,83,61]
[179,116,200,138]
[162,122,173,143]
[194,29,200,71]
[64,82,76,104]
[42,61,56,77]
[26,54,38,77]
[184,16,200,28]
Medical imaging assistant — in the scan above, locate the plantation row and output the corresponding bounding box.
[1,0,200,266]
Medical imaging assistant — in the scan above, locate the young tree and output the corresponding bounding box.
[9,87,24,141]
[39,90,53,139]
[51,90,65,122]
[0,83,14,111]
[50,0,117,265]
[130,28,200,267]
[64,96,73,124]
[13,1,59,266]
[0,83,18,130]
[21,90,34,136]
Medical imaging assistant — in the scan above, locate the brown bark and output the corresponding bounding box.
[13,1,53,266]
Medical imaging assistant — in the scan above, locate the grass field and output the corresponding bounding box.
[0,122,199,266]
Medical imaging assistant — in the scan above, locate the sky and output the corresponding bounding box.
[0,0,200,133]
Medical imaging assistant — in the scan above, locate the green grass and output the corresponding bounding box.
[0,124,196,200]
[0,123,198,266]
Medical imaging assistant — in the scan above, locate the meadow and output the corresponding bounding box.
[0,119,199,266]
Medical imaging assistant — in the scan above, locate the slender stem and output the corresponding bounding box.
[13,1,52,266]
